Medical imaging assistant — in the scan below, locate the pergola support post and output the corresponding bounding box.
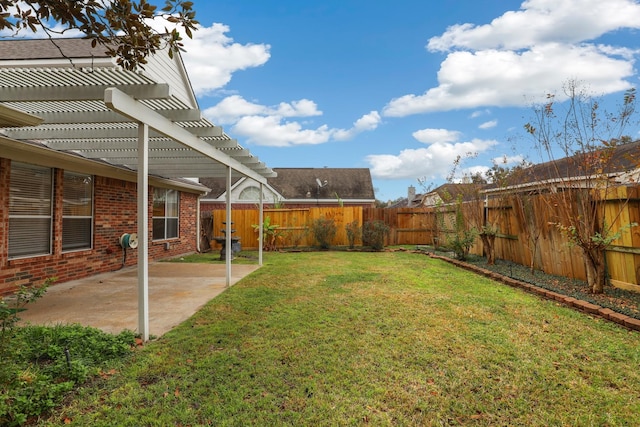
[259,182,264,266]
[137,122,150,342]
[225,166,232,287]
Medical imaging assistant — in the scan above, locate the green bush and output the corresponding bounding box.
[311,217,337,249]
[362,220,390,251]
[447,228,477,261]
[0,324,135,426]
[345,220,362,249]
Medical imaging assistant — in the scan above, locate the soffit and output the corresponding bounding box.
[0,41,275,182]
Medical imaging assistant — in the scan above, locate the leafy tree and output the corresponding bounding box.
[524,81,639,294]
[0,0,198,70]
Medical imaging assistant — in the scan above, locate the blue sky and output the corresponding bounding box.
[9,0,640,201]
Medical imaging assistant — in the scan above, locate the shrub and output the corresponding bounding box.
[311,217,337,249]
[447,228,477,261]
[0,325,135,426]
[362,220,390,251]
[345,220,362,249]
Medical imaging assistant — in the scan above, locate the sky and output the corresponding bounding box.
[8,0,640,201]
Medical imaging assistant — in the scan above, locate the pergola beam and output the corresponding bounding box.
[4,123,224,139]
[31,108,203,124]
[104,88,270,184]
[0,83,171,101]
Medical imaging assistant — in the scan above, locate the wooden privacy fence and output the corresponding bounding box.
[202,187,640,291]
[206,207,363,250]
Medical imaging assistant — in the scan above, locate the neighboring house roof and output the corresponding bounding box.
[386,197,409,208]
[200,168,375,202]
[199,176,244,199]
[421,183,486,206]
[485,140,640,194]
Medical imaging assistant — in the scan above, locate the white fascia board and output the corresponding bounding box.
[104,88,270,184]
[480,174,619,195]
[0,57,116,69]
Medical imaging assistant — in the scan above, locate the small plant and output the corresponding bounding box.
[446,194,477,260]
[311,217,337,249]
[447,228,478,260]
[252,216,283,251]
[362,220,390,251]
[345,220,362,249]
[1,279,52,355]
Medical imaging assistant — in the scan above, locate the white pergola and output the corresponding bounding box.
[0,39,273,341]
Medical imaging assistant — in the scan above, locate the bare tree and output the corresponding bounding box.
[0,0,198,70]
[524,81,639,294]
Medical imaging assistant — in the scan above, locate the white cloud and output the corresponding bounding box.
[427,0,640,52]
[366,138,498,180]
[383,0,640,118]
[203,95,322,125]
[479,120,498,129]
[232,115,332,147]
[204,96,379,146]
[177,23,271,96]
[412,128,461,144]
[333,111,382,141]
[470,109,491,118]
[383,43,635,117]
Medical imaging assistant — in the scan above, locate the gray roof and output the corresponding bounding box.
[201,168,375,200]
[0,37,111,60]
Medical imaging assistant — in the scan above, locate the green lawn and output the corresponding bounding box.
[41,251,640,426]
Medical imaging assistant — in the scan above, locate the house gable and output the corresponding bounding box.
[200,168,376,207]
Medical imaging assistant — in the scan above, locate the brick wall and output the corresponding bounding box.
[0,159,201,294]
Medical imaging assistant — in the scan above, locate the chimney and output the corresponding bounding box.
[407,186,416,206]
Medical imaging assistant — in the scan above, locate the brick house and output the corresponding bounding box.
[0,36,274,313]
[200,167,376,211]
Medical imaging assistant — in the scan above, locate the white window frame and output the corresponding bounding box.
[62,171,94,252]
[239,185,262,201]
[8,162,53,259]
[152,188,179,240]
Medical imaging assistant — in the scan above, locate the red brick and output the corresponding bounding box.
[606,312,629,325]
[623,317,640,331]
[598,308,616,320]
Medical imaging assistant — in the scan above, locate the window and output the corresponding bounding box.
[9,162,53,258]
[153,188,179,240]
[239,186,262,201]
[62,172,93,251]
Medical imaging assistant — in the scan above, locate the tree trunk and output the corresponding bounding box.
[582,247,606,294]
[480,233,496,265]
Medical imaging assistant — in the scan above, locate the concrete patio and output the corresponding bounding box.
[18,262,260,337]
